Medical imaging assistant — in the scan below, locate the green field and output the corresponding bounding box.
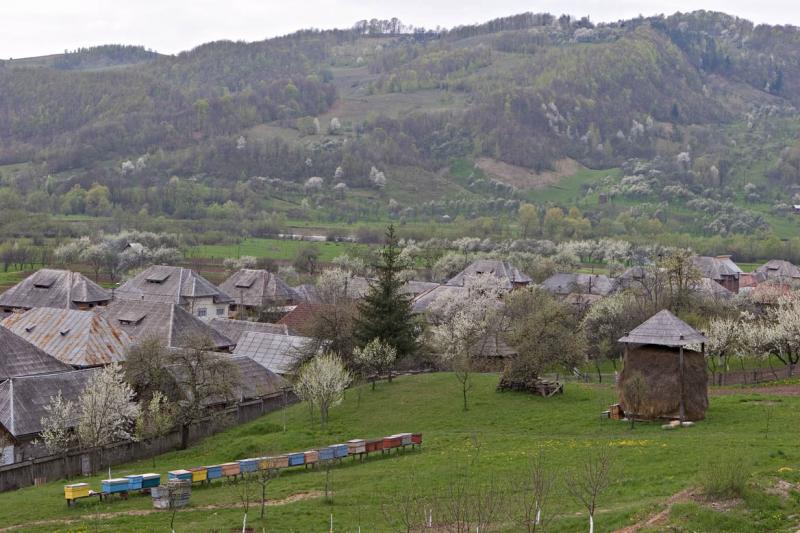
[1,373,799,531]
[187,238,368,262]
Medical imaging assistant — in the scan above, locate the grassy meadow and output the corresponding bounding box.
[0,373,799,532]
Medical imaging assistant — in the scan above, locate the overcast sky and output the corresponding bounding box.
[2,1,799,59]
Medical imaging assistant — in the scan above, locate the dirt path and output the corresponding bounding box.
[711,384,800,396]
[0,491,322,531]
[613,489,694,533]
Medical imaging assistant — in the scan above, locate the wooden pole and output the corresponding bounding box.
[679,345,685,424]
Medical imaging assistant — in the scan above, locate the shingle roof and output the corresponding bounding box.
[446,260,532,288]
[208,318,288,344]
[692,256,742,281]
[227,356,291,400]
[0,368,97,437]
[2,308,132,367]
[276,303,320,335]
[402,280,441,297]
[756,259,800,280]
[541,273,618,296]
[218,269,300,307]
[0,326,73,380]
[412,285,468,313]
[116,266,233,305]
[618,309,708,346]
[97,300,234,350]
[232,332,312,374]
[291,284,320,304]
[0,269,110,310]
[694,278,734,299]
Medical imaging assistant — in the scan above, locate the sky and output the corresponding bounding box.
[1,1,799,59]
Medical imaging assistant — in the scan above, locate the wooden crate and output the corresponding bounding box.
[347,439,366,454]
[609,404,625,421]
[64,483,90,499]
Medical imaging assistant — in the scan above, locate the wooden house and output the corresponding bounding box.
[0,269,110,314]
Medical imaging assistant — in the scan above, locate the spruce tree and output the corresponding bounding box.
[355,225,418,368]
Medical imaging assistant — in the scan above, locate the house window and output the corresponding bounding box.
[216,308,224,316]
[197,308,207,317]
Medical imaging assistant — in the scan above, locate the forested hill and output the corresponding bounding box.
[3,11,800,240]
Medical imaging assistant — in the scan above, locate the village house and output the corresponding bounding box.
[232,331,315,375]
[755,259,800,283]
[541,272,618,308]
[276,303,320,335]
[0,326,73,381]
[97,299,235,351]
[445,259,532,289]
[2,308,131,367]
[218,269,302,318]
[691,255,742,293]
[0,269,110,314]
[208,317,288,344]
[115,265,233,319]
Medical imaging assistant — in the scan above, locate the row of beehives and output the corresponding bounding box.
[64,433,421,502]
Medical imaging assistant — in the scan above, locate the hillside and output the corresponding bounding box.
[0,374,799,531]
[2,11,800,243]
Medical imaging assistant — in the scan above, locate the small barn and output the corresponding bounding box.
[618,310,708,422]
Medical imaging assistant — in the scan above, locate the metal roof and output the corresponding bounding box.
[0,368,98,437]
[618,309,708,347]
[116,266,233,305]
[2,308,132,367]
[541,273,618,296]
[0,269,110,310]
[0,326,73,380]
[218,269,300,307]
[756,259,800,280]
[232,331,312,374]
[208,318,288,344]
[412,285,467,313]
[446,260,532,288]
[692,256,742,281]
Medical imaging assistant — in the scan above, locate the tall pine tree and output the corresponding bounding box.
[355,225,419,367]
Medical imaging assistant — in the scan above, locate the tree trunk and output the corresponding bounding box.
[180,424,189,450]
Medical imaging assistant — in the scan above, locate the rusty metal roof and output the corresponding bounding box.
[618,309,707,347]
[2,308,132,367]
[0,326,72,380]
[0,269,110,310]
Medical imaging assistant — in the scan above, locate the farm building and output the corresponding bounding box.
[446,260,531,289]
[692,255,742,293]
[115,265,233,319]
[97,300,234,351]
[618,310,708,422]
[0,368,98,464]
[0,269,110,314]
[218,269,302,317]
[2,308,132,367]
[232,331,315,375]
[0,326,72,380]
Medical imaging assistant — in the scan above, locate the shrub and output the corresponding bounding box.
[698,454,750,499]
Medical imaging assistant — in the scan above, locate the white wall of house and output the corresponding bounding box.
[187,296,229,320]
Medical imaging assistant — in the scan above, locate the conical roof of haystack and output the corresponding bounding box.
[618,309,707,347]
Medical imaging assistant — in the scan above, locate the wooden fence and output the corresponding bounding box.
[0,394,296,493]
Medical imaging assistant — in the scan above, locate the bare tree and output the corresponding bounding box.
[566,447,617,533]
[228,473,253,533]
[253,462,281,520]
[135,391,175,467]
[511,453,557,532]
[622,372,647,429]
[383,472,427,532]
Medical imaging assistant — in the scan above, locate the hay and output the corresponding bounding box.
[619,345,708,421]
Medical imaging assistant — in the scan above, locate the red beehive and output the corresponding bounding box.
[383,435,402,449]
[365,438,383,452]
[411,433,422,445]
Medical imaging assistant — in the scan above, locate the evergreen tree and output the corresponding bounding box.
[355,225,419,368]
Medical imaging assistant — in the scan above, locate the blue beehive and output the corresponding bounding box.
[318,446,335,461]
[206,465,222,480]
[238,458,259,473]
[287,452,305,467]
[168,469,192,482]
[125,475,143,491]
[141,473,160,488]
[332,444,349,458]
[101,478,129,494]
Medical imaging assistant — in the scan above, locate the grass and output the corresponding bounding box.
[529,166,622,205]
[1,373,799,531]
[187,238,369,262]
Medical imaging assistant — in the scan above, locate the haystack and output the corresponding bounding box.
[618,310,708,422]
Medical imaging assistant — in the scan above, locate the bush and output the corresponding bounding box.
[698,454,750,499]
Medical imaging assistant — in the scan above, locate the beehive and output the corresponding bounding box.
[365,438,384,453]
[125,475,143,490]
[318,447,335,461]
[304,450,319,464]
[285,452,304,467]
[347,439,366,454]
[221,462,240,477]
[382,435,402,449]
[64,483,90,499]
[411,433,422,445]
[203,465,221,479]
[332,444,349,458]
[238,458,259,473]
[142,473,161,488]
[189,467,208,482]
[272,455,289,469]
[398,433,413,446]
[101,478,130,494]
[168,469,192,482]
[257,457,272,470]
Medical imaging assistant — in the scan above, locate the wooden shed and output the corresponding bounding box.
[618,310,708,422]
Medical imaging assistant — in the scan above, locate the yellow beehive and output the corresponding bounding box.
[258,456,271,470]
[64,483,90,499]
[189,467,207,482]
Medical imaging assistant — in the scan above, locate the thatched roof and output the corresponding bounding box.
[0,269,110,311]
[446,260,531,288]
[218,269,300,307]
[0,326,72,380]
[115,265,233,305]
[208,318,288,344]
[231,332,312,374]
[97,299,234,351]
[0,368,98,438]
[619,309,707,346]
[2,308,132,367]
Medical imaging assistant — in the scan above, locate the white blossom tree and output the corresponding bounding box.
[329,117,342,134]
[40,392,75,457]
[353,338,397,389]
[304,176,324,194]
[369,166,387,189]
[135,391,175,467]
[294,352,352,427]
